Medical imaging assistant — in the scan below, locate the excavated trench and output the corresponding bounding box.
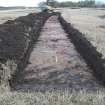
[12,15,103,92]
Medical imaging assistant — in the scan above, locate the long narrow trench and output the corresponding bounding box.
[14,16,102,92]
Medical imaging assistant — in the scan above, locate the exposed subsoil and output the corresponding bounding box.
[13,16,103,92]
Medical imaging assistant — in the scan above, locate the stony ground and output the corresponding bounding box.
[60,8,105,59]
[13,15,102,92]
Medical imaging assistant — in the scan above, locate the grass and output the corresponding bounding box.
[0,90,105,105]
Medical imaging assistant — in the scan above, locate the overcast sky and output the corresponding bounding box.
[0,0,105,7]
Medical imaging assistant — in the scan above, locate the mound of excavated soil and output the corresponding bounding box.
[0,12,53,86]
[0,12,51,60]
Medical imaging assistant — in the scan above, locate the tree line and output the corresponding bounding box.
[39,0,105,8]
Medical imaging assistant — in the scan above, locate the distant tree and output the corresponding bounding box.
[78,0,95,7]
[39,0,59,8]
[47,0,58,7]
[58,1,76,7]
[56,0,95,7]
[102,4,105,8]
[39,0,104,8]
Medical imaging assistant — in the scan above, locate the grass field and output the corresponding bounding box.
[0,90,105,105]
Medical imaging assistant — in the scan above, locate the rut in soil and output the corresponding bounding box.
[13,15,102,92]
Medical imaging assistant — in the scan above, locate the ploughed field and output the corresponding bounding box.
[13,15,102,92]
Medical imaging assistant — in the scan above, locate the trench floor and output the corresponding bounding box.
[14,16,102,92]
